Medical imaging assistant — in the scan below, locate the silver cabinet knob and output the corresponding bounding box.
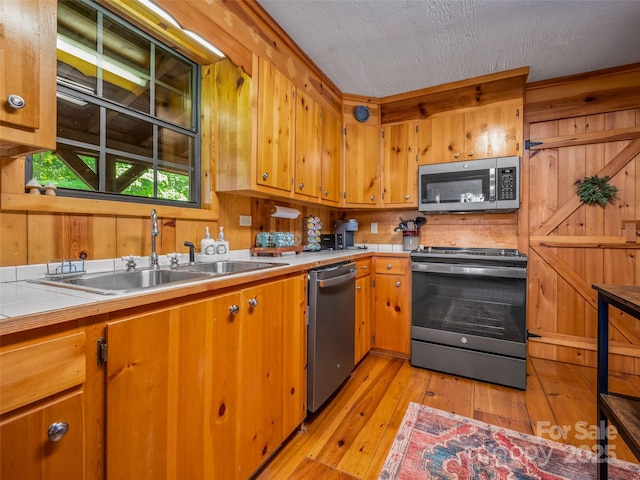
[468,151,474,157]
[262,172,269,180]
[360,265,367,270]
[298,182,304,190]
[370,195,375,201]
[386,263,392,270]
[229,304,240,315]
[47,422,69,442]
[324,190,329,196]
[7,94,25,109]
[404,194,410,200]
[453,152,460,158]
[395,281,401,288]
[248,297,258,307]
[356,285,361,291]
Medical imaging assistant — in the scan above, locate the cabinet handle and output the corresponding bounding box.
[7,94,25,110]
[262,172,269,181]
[229,304,240,315]
[324,189,329,196]
[386,264,392,270]
[453,152,460,158]
[47,422,69,442]
[248,297,258,307]
[370,195,375,201]
[298,182,304,190]
[356,285,361,291]
[404,194,410,200]
[468,151,474,157]
[361,265,368,270]
[395,281,401,288]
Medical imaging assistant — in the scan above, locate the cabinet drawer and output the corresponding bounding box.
[375,258,407,275]
[355,259,372,278]
[0,332,86,414]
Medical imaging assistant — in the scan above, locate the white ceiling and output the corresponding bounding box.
[257,0,640,98]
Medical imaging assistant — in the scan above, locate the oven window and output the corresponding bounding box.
[412,272,526,343]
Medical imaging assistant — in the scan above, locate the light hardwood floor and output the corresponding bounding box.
[255,352,640,480]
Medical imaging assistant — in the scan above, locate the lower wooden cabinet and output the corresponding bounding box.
[355,258,372,363]
[373,257,411,355]
[0,391,85,480]
[105,274,306,479]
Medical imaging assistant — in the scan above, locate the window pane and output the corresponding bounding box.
[106,108,153,158]
[157,170,191,201]
[102,16,151,113]
[116,162,155,198]
[56,95,100,146]
[31,148,99,191]
[158,128,193,168]
[57,0,98,93]
[156,48,193,128]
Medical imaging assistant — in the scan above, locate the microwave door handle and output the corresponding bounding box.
[489,168,496,201]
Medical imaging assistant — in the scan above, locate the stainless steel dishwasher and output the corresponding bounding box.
[307,262,357,412]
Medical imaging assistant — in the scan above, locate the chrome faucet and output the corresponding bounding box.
[150,209,160,269]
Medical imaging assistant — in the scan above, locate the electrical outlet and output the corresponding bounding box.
[371,222,378,234]
[239,215,252,226]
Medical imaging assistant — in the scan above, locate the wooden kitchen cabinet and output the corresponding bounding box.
[381,122,418,207]
[343,122,381,206]
[418,101,522,164]
[294,89,321,200]
[105,274,306,480]
[320,106,342,205]
[355,258,372,364]
[0,332,87,479]
[373,257,411,355]
[257,58,295,193]
[0,0,57,157]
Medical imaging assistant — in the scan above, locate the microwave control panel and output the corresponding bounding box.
[497,168,517,200]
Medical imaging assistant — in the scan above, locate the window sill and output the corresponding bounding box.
[0,193,218,220]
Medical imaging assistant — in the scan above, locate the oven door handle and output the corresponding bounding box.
[412,262,527,279]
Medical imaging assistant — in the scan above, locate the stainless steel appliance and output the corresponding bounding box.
[418,156,520,214]
[319,233,343,250]
[335,219,358,248]
[307,262,356,412]
[410,247,528,389]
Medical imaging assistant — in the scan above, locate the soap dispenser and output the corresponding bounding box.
[201,226,216,256]
[216,226,230,260]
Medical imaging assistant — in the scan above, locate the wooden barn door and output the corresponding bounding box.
[526,107,640,374]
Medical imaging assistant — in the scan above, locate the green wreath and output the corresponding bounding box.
[576,175,618,206]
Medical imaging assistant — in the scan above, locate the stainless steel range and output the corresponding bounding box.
[410,246,528,389]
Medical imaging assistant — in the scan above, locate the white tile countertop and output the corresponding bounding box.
[0,244,410,334]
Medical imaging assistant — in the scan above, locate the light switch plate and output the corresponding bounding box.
[239,215,252,226]
[371,222,378,234]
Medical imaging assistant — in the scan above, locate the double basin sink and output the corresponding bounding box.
[33,261,284,295]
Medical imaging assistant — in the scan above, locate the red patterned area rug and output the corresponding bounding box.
[379,402,640,479]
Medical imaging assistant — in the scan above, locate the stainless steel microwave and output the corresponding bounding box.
[418,156,520,214]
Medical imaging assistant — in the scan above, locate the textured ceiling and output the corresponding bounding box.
[257,0,640,98]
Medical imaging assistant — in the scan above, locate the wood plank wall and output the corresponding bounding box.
[523,65,640,374]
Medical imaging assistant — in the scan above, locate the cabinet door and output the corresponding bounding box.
[373,259,411,355]
[343,123,380,206]
[382,123,418,206]
[430,113,465,162]
[294,89,321,200]
[0,392,84,480]
[464,102,522,158]
[257,58,295,192]
[355,275,372,364]
[320,107,342,204]
[0,0,56,156]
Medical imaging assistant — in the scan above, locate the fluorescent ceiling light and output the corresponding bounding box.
[184,30,225,58]
[57,35,147,87]
[56,91,88,106]
[138,0,181,28]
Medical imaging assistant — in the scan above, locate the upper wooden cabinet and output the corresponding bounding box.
[294,89,321,200]
[418,101,523,165]
[257,58,296,193]
[381,122,418,207]
[343,123,381,206]
[320,106,342,205]
[0,0,56,157]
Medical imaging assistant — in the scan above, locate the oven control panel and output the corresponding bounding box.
[497,167,517,200]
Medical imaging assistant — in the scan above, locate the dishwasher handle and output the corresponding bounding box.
[317,269,357,288]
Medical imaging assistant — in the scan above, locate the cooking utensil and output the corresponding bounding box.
[415,216,426,230]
